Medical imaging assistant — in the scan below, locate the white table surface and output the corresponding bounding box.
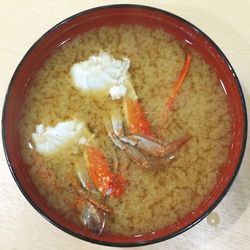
[1,1,249,249]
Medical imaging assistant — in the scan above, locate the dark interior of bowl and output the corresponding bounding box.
[2,5,247,247]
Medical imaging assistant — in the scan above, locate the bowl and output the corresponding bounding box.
[2,4,247,247]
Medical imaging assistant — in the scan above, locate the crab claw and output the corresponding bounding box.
[123,98,153,136]
[104,115,148,167]
[73,184,113,234]
[104,111,190,170]
[85,146,125,197]
[123,143,149,168]
[81,202,106,235]
[127,134,190,158]
[123,81,153,137]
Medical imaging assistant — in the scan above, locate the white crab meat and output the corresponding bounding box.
[70,52,130,100]
[109,84,127,100]
[32,120,88,156]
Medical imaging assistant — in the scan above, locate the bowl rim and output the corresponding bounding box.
[2,3,248,247]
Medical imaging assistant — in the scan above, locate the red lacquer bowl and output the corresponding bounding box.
[2,5,247,247]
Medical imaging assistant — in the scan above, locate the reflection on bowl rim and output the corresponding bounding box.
[2,4,248,247]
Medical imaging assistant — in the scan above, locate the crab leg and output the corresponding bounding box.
[75,162,96,192]
[111,108,124,138]
[127,134,190,158]
[105,112,189,169]
[82,202,106,235]
[123,143,149,168]
[77,188,113,214]
[74,146,120,235]
[104,115,149,168]
[162,54,191,126]
[85,146,125,198]
[123,81,153,137]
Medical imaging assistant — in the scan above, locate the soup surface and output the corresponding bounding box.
[18,25,231,235]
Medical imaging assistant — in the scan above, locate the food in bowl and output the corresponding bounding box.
[18,25,232,236]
